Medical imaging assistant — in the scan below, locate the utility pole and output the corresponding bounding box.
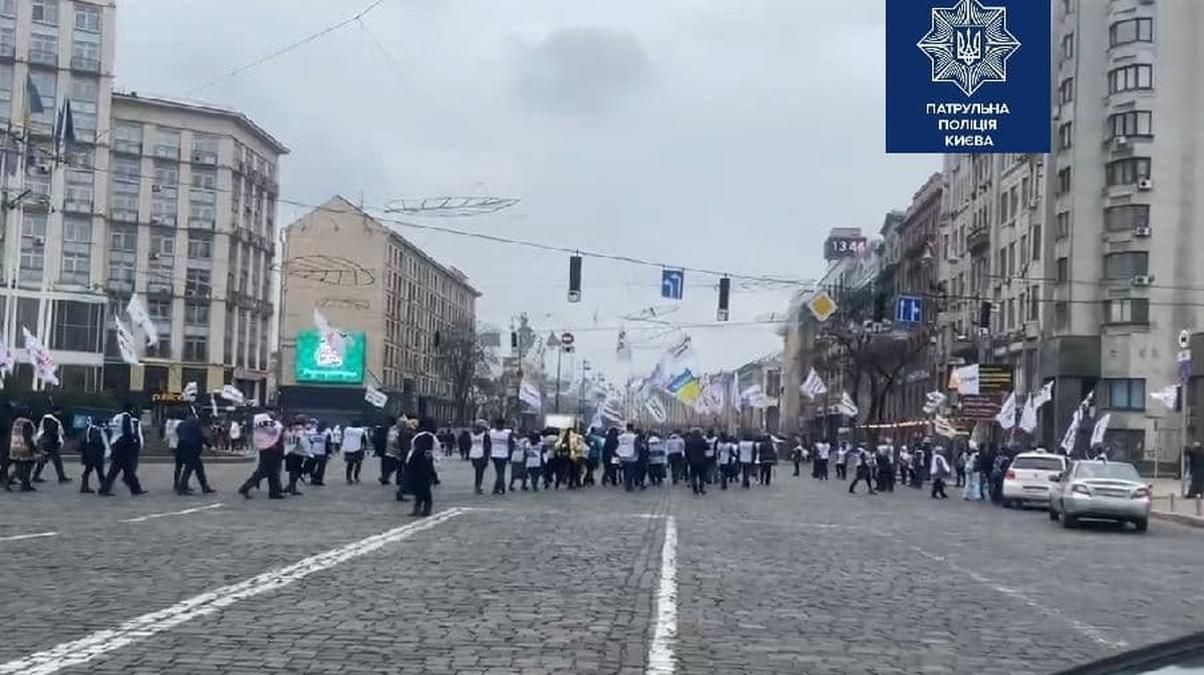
[554,343,563,414]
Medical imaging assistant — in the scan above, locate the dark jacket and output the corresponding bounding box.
[405,432,437,486]
[685,435,709,465]
[80,423,107,461]
[372,426,390,456]
[176,418,209,454]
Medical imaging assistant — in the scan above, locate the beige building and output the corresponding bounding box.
[1042,0,1202,457]
[102,92,286,402]
[0,0,117,391]
[278,196,478,421]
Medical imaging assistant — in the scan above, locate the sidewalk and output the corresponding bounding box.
[1148,478,1204,528]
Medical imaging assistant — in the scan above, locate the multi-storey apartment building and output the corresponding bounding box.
[0,0,116,391]
[105,92,286,402]
[279,197,479,422]
[1041,0,1203,457]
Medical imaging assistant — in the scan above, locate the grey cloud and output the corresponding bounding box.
[513,27,652,116]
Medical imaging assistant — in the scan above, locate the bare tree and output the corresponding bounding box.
[438,321,496,425]
[825,324,932,440]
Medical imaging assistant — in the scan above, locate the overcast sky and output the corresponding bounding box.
[117,0,938,382]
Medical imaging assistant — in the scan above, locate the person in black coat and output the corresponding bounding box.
[684,429,710,496]
[406,421,439,517]
[79,417,109,494]
[34,407,70,483]
[176,412,215,495]
[374,417,396,485]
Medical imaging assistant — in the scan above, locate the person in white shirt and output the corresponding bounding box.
[835,443,849,480]
[738,435,756,488]
[929,447,951,500]
[617,424,639,492]
[509,431,529,492]
[525,431,544,492]
[665,432,686,485]
[718,435,739,490]
[815,442,831,480]
[341,422,368,485]
[488,418,514,495]
[848,446,875,495]
[467,421,489,494]
[228,419,243,453]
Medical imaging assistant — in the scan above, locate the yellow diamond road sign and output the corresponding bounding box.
[807,291,837,322]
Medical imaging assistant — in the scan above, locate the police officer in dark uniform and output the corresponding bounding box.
[99,403,146,496]
[176,412,215,495]
[79,416,108,493]
[238,412,285,499]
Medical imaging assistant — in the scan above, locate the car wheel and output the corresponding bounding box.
[1048,508,1059,521]
[1134,518,1149,533]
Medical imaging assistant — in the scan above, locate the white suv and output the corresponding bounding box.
[1002,452,1067,508]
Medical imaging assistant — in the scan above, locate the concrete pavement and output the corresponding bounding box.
[1,459,1201,674]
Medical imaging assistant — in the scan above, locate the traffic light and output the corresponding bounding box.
[510,331,518,349]
[717,277,730,321]
[568,255,582,303]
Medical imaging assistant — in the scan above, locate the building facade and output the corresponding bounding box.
[278,196,479,422]
[0,0,286,403]
[1042,0,1202,458]
[104,93,286,403]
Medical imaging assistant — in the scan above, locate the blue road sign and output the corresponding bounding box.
[661,270,684,300]
[896,295,923,324]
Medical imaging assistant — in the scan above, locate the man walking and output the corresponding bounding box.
[79,416,108,494]
[488,418,513,495]
[33,407,70,484]
[685,429,709,496]
[99,404,146,497]
[176,412,215,495]
[238,413,285,500]
[848,445,875,495]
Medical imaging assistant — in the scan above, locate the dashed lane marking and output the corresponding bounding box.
[0,531,58,543]
[118,502,225,523]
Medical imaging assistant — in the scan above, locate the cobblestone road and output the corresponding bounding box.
[1,459,1201,674]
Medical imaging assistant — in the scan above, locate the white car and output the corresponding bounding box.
[1002,452,1068,508]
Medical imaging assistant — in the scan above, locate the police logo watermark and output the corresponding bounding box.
[886,0,1050,154]
[917,0,1020,97]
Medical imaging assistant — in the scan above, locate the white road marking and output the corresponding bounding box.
[0,507,464,675]
[118,502,225,523]
[0,531,58,543]
[646,515,678,675]
[461,506,666,520]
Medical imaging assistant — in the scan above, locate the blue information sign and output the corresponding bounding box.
[661,270,684,300]
[886,0,1051,154]
[896,296,923,324]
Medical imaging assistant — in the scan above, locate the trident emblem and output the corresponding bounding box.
[956,28,982,64]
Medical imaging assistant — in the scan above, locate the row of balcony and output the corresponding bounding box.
[227,290,274,316]
[0,44,101,73]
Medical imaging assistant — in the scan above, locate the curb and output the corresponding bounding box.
[1151,510,1204,528]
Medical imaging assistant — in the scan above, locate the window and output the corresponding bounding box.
[68,77,98,140]
[29,26,57,65]
[1104,252,1149,279]
[188,188,216,226]
[999,193,1008,224]
[19,212,47,287]
[1019,235,1028,265]
[191,133,220,164]
[1104,205,1150,232]
[1110,18,1153,46]
[0,65,10,120]
[1055,211,1070,239]
[153,160,178,188]
[60,215,91,285]
[1109,64,1153,93]
[1102,378,1146,411]
[185,268,210,297]
[187,232,212,259]
[183,336,208,363]
[1061,33,1074,61]
[185,302,209,325]
[1061,0,1074,15]
[27,70,56,128]
[0,0,13,17]
[1010,186,1018,218]
[51,301,103,353]
[1108,111,1153,139]
[113,121,142,154]
[997,248,1006,277]
[1106,158,1151,187]
[74,3,101,32]
[231,180,241,214]
[1057,167,1071,195]
[151,183,178,225]
[147,299,171,355]
[1058,77,1074,104]
[1058,122,1073,150]
[148,231,175,294]
[191,166,217,190]
[1030,224,1041,260]
[1054,301,1068,331]
[154,128,180,159]
[112,155,140,183]
[108,225,136,291]
[1055,257,1069,283]
[1029,286,1039,321]
[71,29,100,73]
[31,0,57,24]
[1007,242,1016,276]
[1103,298,1149,325]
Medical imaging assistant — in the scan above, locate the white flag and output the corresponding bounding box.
[645,395,667,423]
[934,415,959,438]
[0,338,16,379]
[800,368,827,401]
[1060,407,1082,454]
[1033,380,1055,408]
[1090,413,1111,448]
[364,385,388,409]
[995,391,1017,430]
[313,308,348,358]
[837,392,859,418]
[922,391,947,415]
[114,316,140,365]
[1018,394,1038,433]
[21,326,58,386]
[126,294,159,348]
[729,374,741,413]
[1150,385,1179,411]
[519,379,542,410]
[220,384,246,406]
[183,381,198,402]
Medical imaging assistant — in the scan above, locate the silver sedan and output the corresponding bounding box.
[1048,460,1152,532]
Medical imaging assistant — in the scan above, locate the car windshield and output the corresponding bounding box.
[1011,456,1065,471]
[1075,462,1141,481]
